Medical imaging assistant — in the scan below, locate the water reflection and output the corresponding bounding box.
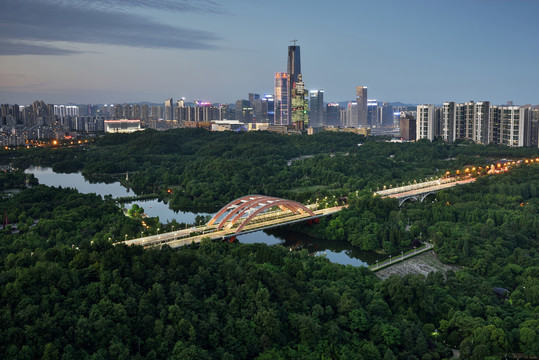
[25,166,209,224]
[238,229,387,267]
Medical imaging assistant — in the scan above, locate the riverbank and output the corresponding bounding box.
[375,250,460,280]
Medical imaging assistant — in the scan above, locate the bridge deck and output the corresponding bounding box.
[121,206,345,249]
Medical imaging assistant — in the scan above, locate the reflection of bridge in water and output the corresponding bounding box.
[123,195,345,249]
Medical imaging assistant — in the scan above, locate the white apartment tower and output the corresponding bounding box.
[442,102,456,142]
[491,106,529,147]
[417,104,436,141]
[473,101,490,144]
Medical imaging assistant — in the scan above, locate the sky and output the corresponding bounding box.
[1,0,538,106]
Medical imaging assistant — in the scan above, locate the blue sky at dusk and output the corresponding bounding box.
[0,0,538,105]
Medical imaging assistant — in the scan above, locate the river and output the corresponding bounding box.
[25,166,387,266]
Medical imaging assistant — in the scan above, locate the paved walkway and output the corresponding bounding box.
[370,242,434,272]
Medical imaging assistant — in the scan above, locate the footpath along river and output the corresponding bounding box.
[25,166,388,267]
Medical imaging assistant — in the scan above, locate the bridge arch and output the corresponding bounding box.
[209,195,315,233]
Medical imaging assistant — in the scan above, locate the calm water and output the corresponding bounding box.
[25,166,383,266]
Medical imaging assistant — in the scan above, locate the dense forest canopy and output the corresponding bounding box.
[4,129,539,210]
[0,130,538,359]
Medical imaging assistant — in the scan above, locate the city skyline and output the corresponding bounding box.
[1,0,538,105]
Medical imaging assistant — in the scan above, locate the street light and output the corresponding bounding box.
[401,251,404,260]
[125,234,128,241]
[389,255,392,263]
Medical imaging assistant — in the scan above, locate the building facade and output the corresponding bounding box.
[356,86,368,127]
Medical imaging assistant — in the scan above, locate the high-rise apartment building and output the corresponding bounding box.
[442,102,456,142]
[417,104,436,141]
[455,102,474,140]
[530,108,539,147]
[491,106,529,147]
[473,101,490,144]
[400,114,416,141]
[356,86,368,127]
[309,90,325,127]
[274,72,289,125]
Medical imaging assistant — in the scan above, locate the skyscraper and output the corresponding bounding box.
[290,74,309,129]
[287,42,301,127]
[356,86,368,127]
[274,73,289,125]
[287,43,301,87]
[367,99,378,127]
[309,90,325,127]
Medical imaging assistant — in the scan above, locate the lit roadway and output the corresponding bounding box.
[121,177,480,249]
[376,177,476,199]
[122,206,345,249]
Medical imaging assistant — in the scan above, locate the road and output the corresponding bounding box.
[121,205,345,249]
[385,177,476,199]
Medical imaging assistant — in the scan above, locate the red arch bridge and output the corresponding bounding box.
[123,195,345,249]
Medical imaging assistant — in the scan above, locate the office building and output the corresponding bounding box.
[235,100,253,123]
[287,44,301,89]
[262,95,274,123]
[345,102,358,128]
[104,119,142,133]
[309,90,325,127]
[379,102,394,127]
[249,93,264,122]
[326,103,340,127]
[287,43,301,126]
[274,72,289,125]
[356,86,368,127]
[367,99,378,127]
[164,98,173,122]
[290,74,309,130]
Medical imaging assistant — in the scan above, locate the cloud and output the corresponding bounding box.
[0,41,83,56]
[0,0,222,56]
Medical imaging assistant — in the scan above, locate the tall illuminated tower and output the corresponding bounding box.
[287,41,301,86]
[287,41,301,126]
[290,74,309,129]
[274,73,289,125]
